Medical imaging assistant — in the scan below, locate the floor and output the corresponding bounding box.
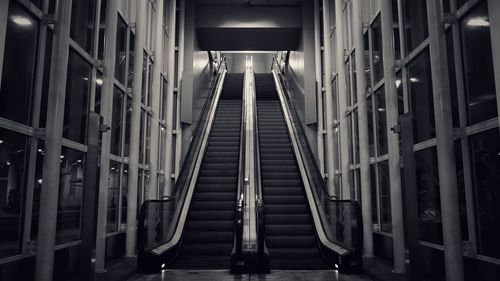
[127,270,374,281]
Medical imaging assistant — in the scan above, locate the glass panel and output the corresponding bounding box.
[124,96,132,157]
[115,16,128,84]
[141,54,148,104]
[145,115,151,164]
[161,78,168,121]
[110,87,124,156]
[470,129,500,258]
[375,86,388,156]
[107,161,120,233]
[454,140,468,240]
[353,110,360,164]
[159,126,166,170]
[445,31,460,128]
[407,50,435,143]
[364,32,371,92]
[379,161,392,233]
[0,2,38,125]
[56,147,85,244]
[97,0,106,60]
[147,58,154,106]
[396,71,404,116]
[346,61,351,107]
[0,128,29,258]
[70,0,96,53]
[121,164,128,224]
[460,2,497,125]
[64,50,91,144]
[139,110,145,164]
[94,72,103,114]
[415,147,442,244]
[351,53,357,105]
[128,33,135,88]
[402,0,428,53]
[393,0,401,60]
[370,164,378,225]
[371,16,383,83]
[40,31,53,128]
[31,141,44,239]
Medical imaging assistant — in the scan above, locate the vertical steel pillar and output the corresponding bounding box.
[0,0,9,86]
[379,0,406,273]
[95,0,119,272]
[126,0,147,257]
[313,0,325,175]
[321,0,337,195]
[426,1,464,280]
[175,0,186,178]
[34,1,73,280]
[334,0,351,199]
[163,0,177,196]
[488,0,500,128]
[352,0,373,258]
[148,0,165,200]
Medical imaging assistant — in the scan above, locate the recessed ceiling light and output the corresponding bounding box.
[11,15,32,26]
[467,18,490,27]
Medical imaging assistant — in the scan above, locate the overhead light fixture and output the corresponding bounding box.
[38,179,43,185]
[0,140,3,144]
[11,15,32,26]
[410,77,419,83]
[96,78,103,85]
[467,18,490,27]
[395,79,402,88]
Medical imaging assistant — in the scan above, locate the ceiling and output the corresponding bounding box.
[195,0,304,7]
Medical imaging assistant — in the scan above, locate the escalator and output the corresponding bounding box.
[136,67,245,272]
[171,73,244,269]
[255,74,328,270]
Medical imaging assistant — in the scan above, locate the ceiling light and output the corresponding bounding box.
[38,179,43,184]
[467,18,490,27]
[0,140,3,144]
[395,79,402,88]
[11,15,32,26]
[410,77,419,83]
[96,78,103,85]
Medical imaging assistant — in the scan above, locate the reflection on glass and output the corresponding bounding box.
[64,50,91,144]
[110,88,124,156]
[407,50,435,144]
[378,161,391,233]
[460,2,497,125]
[0,2,38,125]
[415,147,442,244]
[115,16,127,84]
[121,165,129,224]
[371,16,383,83]
[375,87,388,156]
[402,0,428,53]
[0,128,29,258]
[55,147,86,244]
[470,129,500,258]
[70,0,96,53]
[107,161,120,233]
[94,72,103,114]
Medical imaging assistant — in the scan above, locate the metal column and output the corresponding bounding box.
[313,0,325,175]
[321,0,337,196]
[352,0,374,258]
[175,0,186,178]
[488,0,500,129]
[163,0,177,196]
[148,0,165,200]
[95,0,119,272]
[426,1,464,280]
[126,0,147,257]
[334,0,351,199]
[34,1,73,280]
[380,0,406,273]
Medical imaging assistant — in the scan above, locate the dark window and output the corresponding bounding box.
[121,164,128,224]
[407,50,435,143]
[0,2,38,125]
[128,33,135,88]
[0,128,29,258]
[446,31,460,128]
[370,164,378,224]
[393,0,401,60]
[351,53,358,105]
[396,71,404,116]
[371,16,384,83]
[367,95,375,157]
[139,110,145,164]
[107,161,120,232]
[470,129,500,258]
[124,97,132,157]
[63,50,91,144]
[115,17,127,84]
[379,161,392,233]
[70,0,96,53]
[375,86,388,156]
[415,147,442,244]
[460,2,497,125]
[402,0,428,53]
[110,87,124,156]
[364,32,371,92]
[353,110,360,164]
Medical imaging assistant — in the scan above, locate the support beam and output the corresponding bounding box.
[126,0,147,257]
[148,0,165,200]
[380,0,406,273]
[334,0,351,199]
[95,0,119,272]
[321,0,336,195]
[313,0,325,175]
[426,1,464,280]
[34,1,73,280]
[163,0,177,196]
[352,0,374,258]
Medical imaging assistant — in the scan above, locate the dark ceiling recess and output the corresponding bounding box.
[196,27,301,51]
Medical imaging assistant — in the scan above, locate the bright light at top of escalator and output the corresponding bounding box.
[467,18,490,27]
[11,15,32,26]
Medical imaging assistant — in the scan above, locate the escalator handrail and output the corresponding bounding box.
[137,58,228,256]
[270,60,358,256]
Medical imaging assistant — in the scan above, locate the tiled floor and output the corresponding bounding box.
[127,269,374,281]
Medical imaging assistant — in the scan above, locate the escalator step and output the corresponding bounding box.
[266,224,314,236]
[266,236,317,248]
